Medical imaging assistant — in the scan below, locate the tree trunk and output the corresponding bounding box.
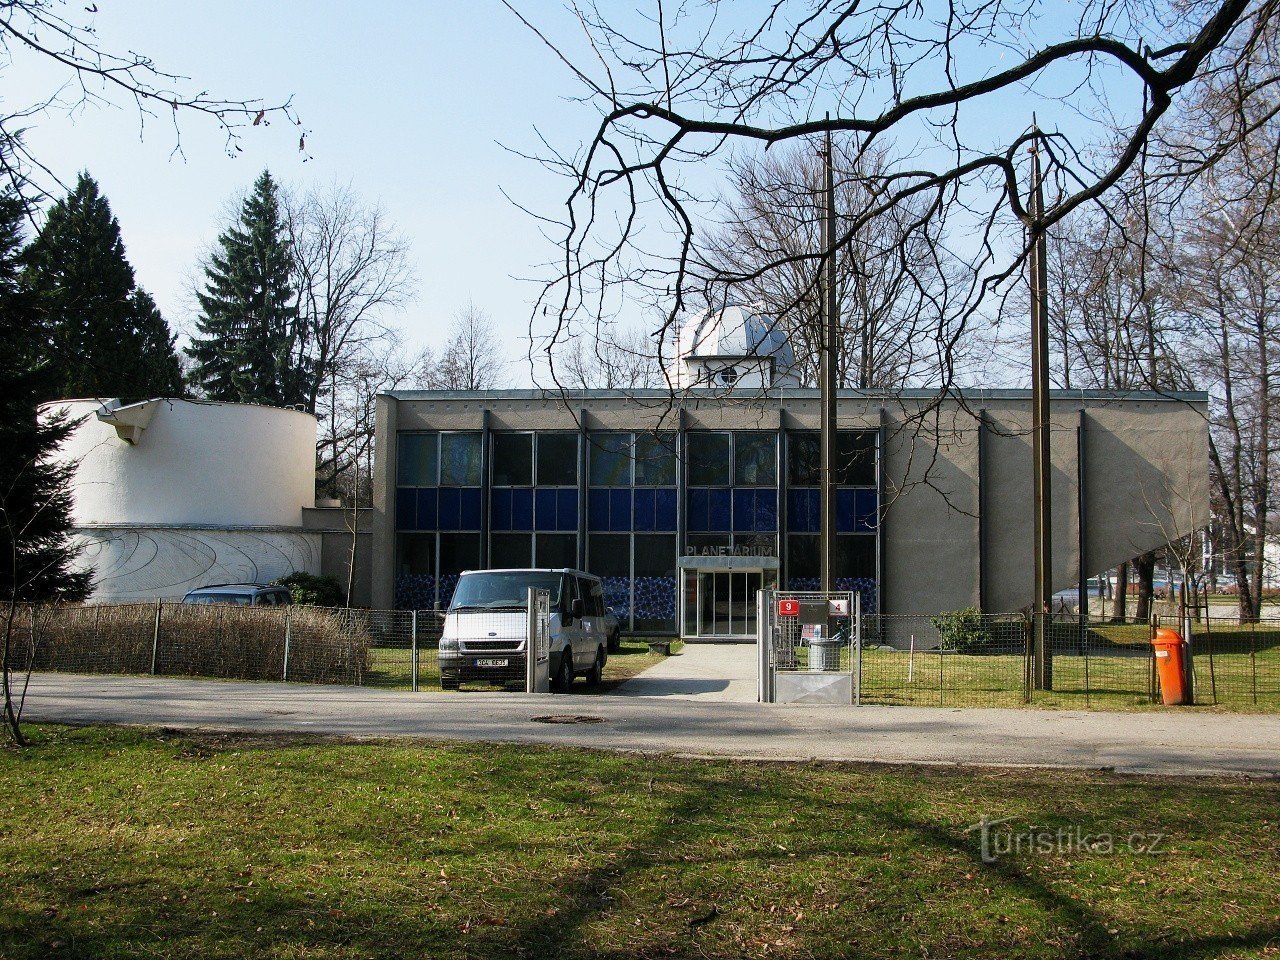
[1134,551,1156,621]
[1109,561,1128,621]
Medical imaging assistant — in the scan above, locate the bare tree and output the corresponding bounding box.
[0,1,298,196]
[317,337,432,504]
[554,324,662,389]
[702,139,971,388]
[1178,158,1280,621]
[423,304,507,390]
[287,183,416,416]
[509,0,1275,419]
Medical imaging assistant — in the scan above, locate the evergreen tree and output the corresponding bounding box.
[0,185,92,604]
[188,170,308,406]
[23,172,184,401]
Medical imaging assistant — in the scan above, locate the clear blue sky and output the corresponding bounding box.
[8,1,604,383]
[7,1,1138,388]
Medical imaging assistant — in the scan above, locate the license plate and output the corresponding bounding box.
[475,658,509,668]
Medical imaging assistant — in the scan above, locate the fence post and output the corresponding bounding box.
[282,606,292,682]
[411,609,419,693]
[853,590,862,707]
[150,599,161,675]
[1022,613,1032,704]
[757,588,771,703]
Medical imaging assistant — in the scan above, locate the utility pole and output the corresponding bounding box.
[819,120,839,592]
[1028,124,1054,690]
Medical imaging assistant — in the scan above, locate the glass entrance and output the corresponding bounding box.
[690,569,762,638]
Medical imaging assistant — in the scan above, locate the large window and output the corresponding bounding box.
[787,534,875,585]
[633,533,677,632]
[733,433,776,486]
[589,433,632,486]
[787,431,877,486]
[440,433,482,486]
[492,433,533,486]
[687,432,731,486]
[491,532,533,568]
[397,434,438,486]
[635,432,677,485]
[536,533,577,568]
[537,433,579,486]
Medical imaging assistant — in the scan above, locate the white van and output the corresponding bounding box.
[438,568,610,691]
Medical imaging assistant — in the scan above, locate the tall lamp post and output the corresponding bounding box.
[819,125,840,593]
[1028,125,1054,690]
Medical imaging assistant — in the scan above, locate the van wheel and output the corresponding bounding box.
[553,649,574,691]
[586,646,605,686]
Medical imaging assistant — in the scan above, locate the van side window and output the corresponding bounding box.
[591,582,605,617]
[561,574,576,614]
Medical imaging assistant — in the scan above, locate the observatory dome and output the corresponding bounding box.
[668,304,801,389]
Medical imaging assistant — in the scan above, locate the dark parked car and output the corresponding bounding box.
[181,584,291,606]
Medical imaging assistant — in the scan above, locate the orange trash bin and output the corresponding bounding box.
[1151,628,1191,705]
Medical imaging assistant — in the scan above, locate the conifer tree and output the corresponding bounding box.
[0,184,92,604]
[188,170,308,406]
[23,172,184,401]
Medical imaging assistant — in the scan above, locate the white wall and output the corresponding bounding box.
[46,398,317,529]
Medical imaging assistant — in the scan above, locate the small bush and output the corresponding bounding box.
[930,607,996,653]
[274,571,345,607]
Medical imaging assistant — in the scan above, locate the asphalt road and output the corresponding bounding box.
[18,673,1280,778]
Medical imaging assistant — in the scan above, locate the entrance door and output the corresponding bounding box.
[693,569,762,638]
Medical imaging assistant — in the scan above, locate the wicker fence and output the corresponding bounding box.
[10,603,447,690]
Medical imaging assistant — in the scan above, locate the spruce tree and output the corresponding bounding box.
[23,172,184,401]
[188,170,308,406]
[0,185,92,604]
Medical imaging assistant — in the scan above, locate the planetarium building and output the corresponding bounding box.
[372,306,1210,639]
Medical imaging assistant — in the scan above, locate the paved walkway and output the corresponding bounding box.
[610,642,758,701]
[17,673,1280,777]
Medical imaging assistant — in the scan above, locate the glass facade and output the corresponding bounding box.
[394,425,879,628]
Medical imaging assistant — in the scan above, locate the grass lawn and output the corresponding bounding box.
[1,726,1277,959]
[855,622,1280,711]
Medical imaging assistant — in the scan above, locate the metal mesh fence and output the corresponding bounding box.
[767,591,855,673]
[1190,617,1280,709]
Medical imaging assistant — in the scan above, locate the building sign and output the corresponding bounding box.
[683,543,777,558]
[777,598,800,617]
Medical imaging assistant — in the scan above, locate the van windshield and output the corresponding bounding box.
[449,572,563,611]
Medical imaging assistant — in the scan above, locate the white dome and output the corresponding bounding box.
[669,304,801,389]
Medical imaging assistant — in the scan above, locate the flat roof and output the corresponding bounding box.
[384,387,1209,403]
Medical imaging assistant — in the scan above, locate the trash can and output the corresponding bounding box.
[1151,627,1191,705]
[808,637,842,671]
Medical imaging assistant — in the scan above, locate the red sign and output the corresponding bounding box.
[777,598,800,617]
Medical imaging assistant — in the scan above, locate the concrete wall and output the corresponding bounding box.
[47,398,317,528]
[302,507,373,607]
[371,389,1210,616]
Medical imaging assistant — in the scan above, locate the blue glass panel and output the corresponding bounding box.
[588,489,610,531]
[836,489,857,533]
[490,488,512,532]
[416,488,438,531]
[511,488,534,531]
[633,488,655,531]
[395,488,416,531]
[732,488,754,532]
[686,488,708,532]
[437,487,460,530]
[708,488,732,531]
[610,488,631,533]
[557,489,578,532]
[756,488,778,531]
[654,488,677,531]
[535,488,558,532]
[459,488,482,530]
[855,488,879,532]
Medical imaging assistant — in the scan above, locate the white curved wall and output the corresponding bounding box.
[71,527,321,603]
[45,399,317,528]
